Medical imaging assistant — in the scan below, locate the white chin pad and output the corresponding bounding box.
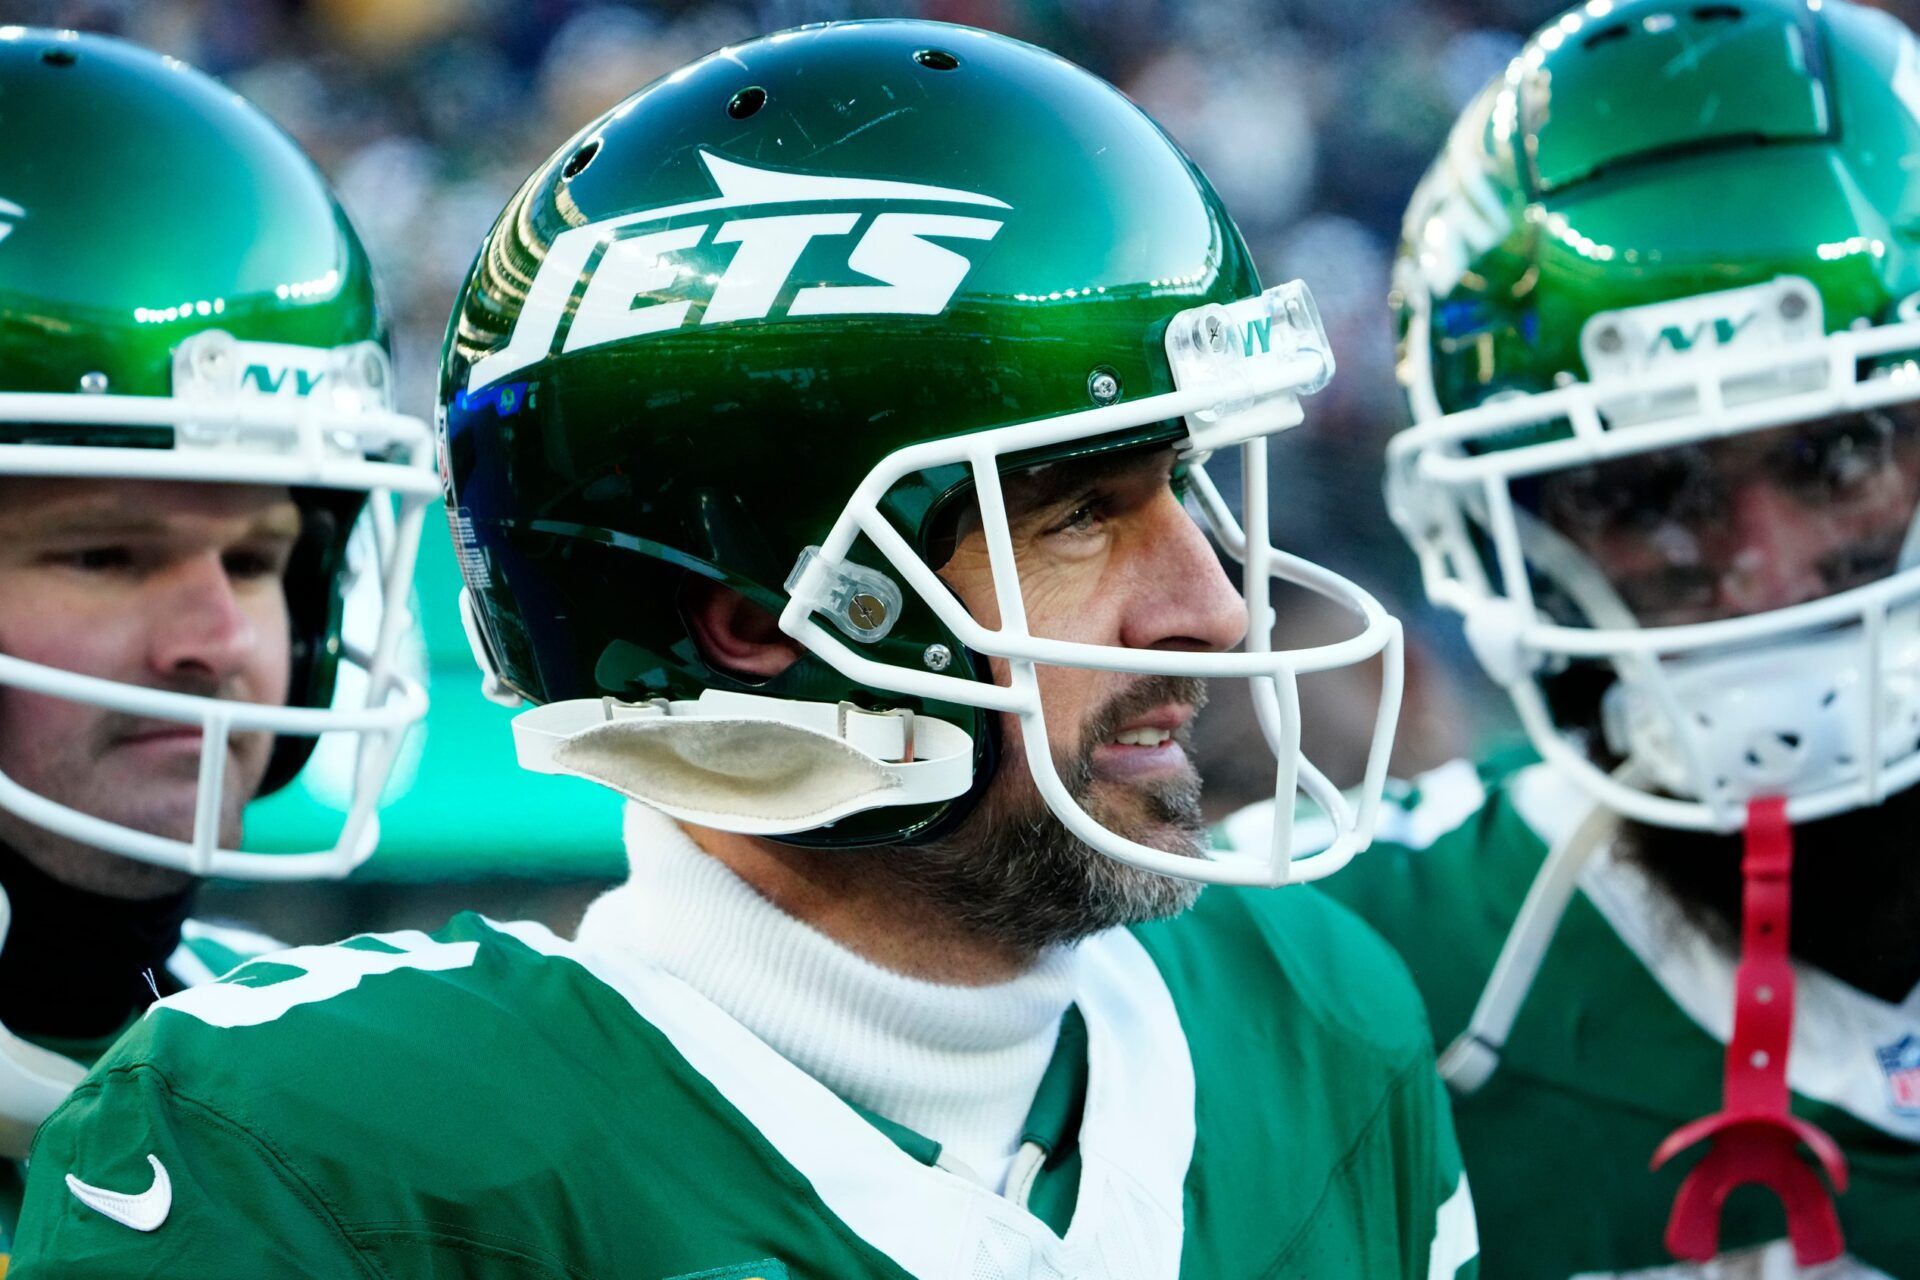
[1602,623,1920,807]
[549,716,899,833]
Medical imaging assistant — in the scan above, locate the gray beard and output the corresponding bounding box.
[883,677,1211,957]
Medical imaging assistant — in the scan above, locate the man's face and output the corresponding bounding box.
[0,478,300,897]
[1540,406,1920,995]
[1535,408,1920,626]
[903,445,1248,950]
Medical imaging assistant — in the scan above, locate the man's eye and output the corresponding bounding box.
[224,547,290,581]
[1777,418,1896,501]
[1053,503,1101,535]
[56,546,134,572]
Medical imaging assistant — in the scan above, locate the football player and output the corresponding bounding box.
[1218,0,1920,1274]
[11,21,1478,1280]
[0,27,435,1268]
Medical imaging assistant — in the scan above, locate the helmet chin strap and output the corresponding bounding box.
[0,884,86,1159]
[1652,796,1849,1265]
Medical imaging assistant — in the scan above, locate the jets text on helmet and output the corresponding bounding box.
[468,151,1010,392]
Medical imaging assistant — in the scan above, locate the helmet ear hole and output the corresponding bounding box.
[683,577,803,682]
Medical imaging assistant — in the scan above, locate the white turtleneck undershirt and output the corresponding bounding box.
[574,803,1080,1192]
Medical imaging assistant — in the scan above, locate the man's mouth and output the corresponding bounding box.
[1109,727,1175,747]
[112,725,217,757]
[1092,705,1194,778]
[118,726,200,744]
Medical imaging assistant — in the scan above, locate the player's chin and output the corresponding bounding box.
[91,785,204,847]
[89,759,262,844]
[1120,819,1209,862]
[1088,780,1208,859]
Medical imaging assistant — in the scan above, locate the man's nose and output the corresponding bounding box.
[1117,490,1249,653]
[146,553,260,687]
[1715,478,1830,615]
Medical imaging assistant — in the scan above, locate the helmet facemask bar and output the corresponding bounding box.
[0,373,439,879]
[1392,286,1920,832]
[778,284,1405,886]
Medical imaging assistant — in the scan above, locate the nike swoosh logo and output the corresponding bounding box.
[65,1154,172,1231]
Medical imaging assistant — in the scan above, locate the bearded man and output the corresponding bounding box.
[11,20,1475,1280]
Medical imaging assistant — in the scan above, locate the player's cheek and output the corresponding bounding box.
[235,585,295,707]
[2,570,150,683]
[0,686,99,787]
[1031,662,1104,752]
[1017,550,1114,646]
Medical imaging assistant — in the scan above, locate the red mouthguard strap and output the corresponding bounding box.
[1651,795,1849,1265]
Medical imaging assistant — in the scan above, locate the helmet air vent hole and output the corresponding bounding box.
[562,139,601,180]
[913,49,960,71]
[1691,4,1744,22]
[1822,689,1839,707]
[40,46,77,67]
[1837,753,1856,766]
[1778,732,1801,749]
[727,86,767,120]
[1582,23,1631,49]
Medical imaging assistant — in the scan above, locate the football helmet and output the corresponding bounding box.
[0,30,436,879]
[441,20,1402,887]
[1389,0,1920,832]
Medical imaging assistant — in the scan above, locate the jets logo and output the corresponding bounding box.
[239,363,326,396]
[0,197,23,246]
[170,332,393,411]
[468,151,1010,391]
[1583,278,1824,380]
[1646,310,1760,358]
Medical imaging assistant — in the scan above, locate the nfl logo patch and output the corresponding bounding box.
[1875,1033,1920,1115]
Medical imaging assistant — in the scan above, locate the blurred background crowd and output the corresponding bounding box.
[7,0,1919,933]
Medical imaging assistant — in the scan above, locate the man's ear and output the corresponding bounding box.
[683,577,806,680]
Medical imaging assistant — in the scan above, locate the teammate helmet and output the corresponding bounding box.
[0,30,436,878]
[1388,0,1920,832]
[441,20,1402,886]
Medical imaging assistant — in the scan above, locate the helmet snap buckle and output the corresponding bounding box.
[786,547,904,643]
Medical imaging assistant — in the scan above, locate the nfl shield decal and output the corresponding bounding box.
[1873,1033,1920,1115]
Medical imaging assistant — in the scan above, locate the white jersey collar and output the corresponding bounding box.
[579,801,1080,1188]
[532,905,1195,1279]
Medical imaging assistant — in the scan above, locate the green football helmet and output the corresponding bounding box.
[441,20,1403,887]
[0,29,437,878]
[1389,0,1920,834]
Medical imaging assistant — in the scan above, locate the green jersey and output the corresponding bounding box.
[2,918,280,1275]
[11,885,1477,1280]
[1218,753,1920,1278]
